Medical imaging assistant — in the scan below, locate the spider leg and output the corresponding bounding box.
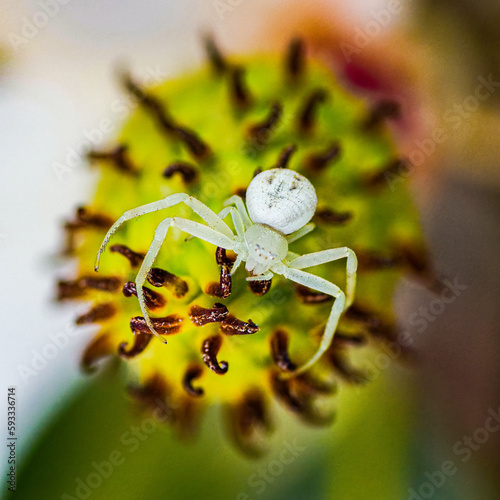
[277,266,346,377]
[230,254,244,276]
[217,206,245,236]
[286,223,315,244]
[246,271,273,282]
[223,195,253,229]
[95,193,233,270]
[288,247,357,308]
[135,216,235,340]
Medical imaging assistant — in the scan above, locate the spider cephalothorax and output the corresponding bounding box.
[96,166,357,376]
[58,36,426,448]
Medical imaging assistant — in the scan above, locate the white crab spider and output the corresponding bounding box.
[95,168,357,377]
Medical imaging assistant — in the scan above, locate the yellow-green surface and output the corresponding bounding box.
[15,48,426,500]
[73,54,422,410]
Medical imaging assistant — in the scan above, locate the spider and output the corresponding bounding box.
[95,168,357,377]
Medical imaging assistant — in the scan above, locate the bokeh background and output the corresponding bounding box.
[1,1,499,499]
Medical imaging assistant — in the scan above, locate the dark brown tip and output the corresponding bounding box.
[295,284,332,304]
[76,303,117,325]
[356,250,400,272]
[285,37,305,80]
[65,207,113,230]
[203,34,228,74]
[229,390,272,457]
[162,161,198,184]
[128,374,174,421]
[122,282,166,310]
[315,207,353,225]
[366,157,410,188]
[56,279,85,300]
[270,330,296,372]
[147,267,188,298]
[234,187,247,198]
[63,207,114,255]
[119,331,154,359]
[363,99,401,131]
[201,335,228,374]
[345,305,414,360]
[80,334,115,374]
[230,65,252,108]
[295,373,337,395]
[356,243,443,294]
[175,397,201,438]
[395,243,445,294]
[182,364,205,397]
[247,102,283,145]
[274,144,297,169]
[305,142,341,173]
[327,350,367,384]
[189,303,229,326]
[79,276,122,292]
[87,144,139,175]
[215,246,236,265]
[205,247,233,299]
[270,371,304,412]
[122,73,175,131]
[298,89,327,133]
[220,315,259,336]
[172,125,211,161]
[332,331,366,347]
[248,279,272,296]
[122,73,211,160]
[130,315,183,335]
[345,303,384,332]
[270,372,334,426]
[110,244,145,268]
[57,276,122,300]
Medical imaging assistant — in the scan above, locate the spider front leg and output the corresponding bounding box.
[275,265,346,377]
[223,195,252,230]
[217,206,245,237]
[246,271,273,282]
[289,247,357,307]
[95,193,233,270]
[286,223,315,244]
[134,217,235,340]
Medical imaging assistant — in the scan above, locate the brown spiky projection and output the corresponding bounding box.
[57,36,430,454]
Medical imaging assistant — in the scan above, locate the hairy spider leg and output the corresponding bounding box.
[278,266,346,377]
[286,223,315,244]
[217,206,246,237]
[95,193,234,270]
[223,195,253,229]
[246,271,274,281]
[289,247,357,307]
[135,217,235,340]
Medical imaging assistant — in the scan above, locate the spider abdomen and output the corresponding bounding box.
[246,168,317,234]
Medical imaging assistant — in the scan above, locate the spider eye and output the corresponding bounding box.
[246,168,317,234]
